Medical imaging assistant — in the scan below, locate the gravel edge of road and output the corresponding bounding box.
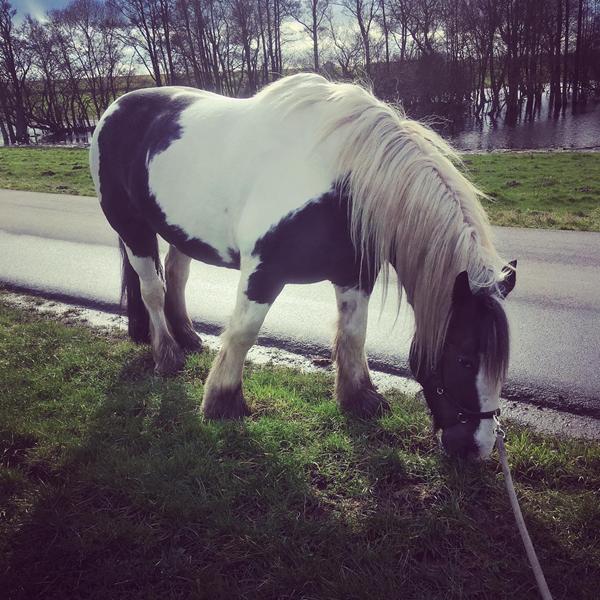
[3,286,599,441]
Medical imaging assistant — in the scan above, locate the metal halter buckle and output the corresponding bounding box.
[494,412,506,439]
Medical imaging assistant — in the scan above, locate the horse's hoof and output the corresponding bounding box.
[341,387,390,419]
[173,325,203,353]
[202,385,251,420]
[154,340,186,376]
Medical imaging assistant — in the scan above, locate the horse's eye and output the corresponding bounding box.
[457,356,474,369]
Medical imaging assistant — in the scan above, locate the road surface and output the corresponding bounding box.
[1,189,599,417]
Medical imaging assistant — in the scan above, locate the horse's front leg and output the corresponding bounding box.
[201,265,274,420]
[333,285,390,418]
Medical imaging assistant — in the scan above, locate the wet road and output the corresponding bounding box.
[2,189,599,416]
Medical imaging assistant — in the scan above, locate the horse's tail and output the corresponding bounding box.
[120,239,152,343]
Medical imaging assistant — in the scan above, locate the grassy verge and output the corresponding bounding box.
[465,152,600,231]
[1,147,599,231]
[1,296,599,599]
[0,147,93,196]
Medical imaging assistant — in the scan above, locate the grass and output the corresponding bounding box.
[465,152,600,231]
[1,147,600,231]
[1,296,599,599]
[0,147,93,196]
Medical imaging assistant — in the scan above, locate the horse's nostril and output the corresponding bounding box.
[443,444,481,461]
[441,425,478,460]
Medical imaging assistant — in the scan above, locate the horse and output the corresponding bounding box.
[89,73,517,460]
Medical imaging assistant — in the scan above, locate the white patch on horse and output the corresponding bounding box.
[165,245,192,321]
[202,257,274,417]
[145,96,238,263]
[474,419,496,460]
[474,365,501,459]
[164,245,201,350]
[144,85,342,263]
[123,247,166,335]
[476,364,501,412]
[334,286,370,385]
[123,245,183,374]
[332,286,389,418]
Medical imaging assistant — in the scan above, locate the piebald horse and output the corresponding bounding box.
[90,73,516,460]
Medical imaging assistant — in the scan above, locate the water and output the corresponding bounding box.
[30,128,92,146]
[437,93,600,151]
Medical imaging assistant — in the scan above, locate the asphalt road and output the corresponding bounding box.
[2,189,599,417]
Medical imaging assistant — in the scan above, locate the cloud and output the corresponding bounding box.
[14,0,70,22]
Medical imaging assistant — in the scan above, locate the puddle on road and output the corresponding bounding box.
[3,290,599,440]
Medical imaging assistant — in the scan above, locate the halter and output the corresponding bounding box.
[409,340,501,429]
[425,365,500,429]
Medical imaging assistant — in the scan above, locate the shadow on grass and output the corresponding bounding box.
[3,351,389,599]
[1,337,598,599]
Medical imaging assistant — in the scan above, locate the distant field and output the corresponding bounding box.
[1,295,599,599]
[1,146,599,231]
[0,147,93,196]
[465,152,600,231]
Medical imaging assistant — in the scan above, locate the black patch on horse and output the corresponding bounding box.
[247,191,376,304]
[97,88,237,268]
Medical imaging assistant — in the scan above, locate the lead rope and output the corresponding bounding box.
[494,418,553,600]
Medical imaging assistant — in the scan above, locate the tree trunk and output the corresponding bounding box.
[380,0,389,73]
[551,0,563,111]
[562,0,570,108]
[572,0,583,105]
[312,1,319,71]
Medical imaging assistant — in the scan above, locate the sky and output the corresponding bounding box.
[13,0,70,22]
[12,0,342,63]
[12,0,318,58]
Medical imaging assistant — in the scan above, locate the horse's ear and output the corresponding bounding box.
[452,271,472,305]
[498,259,517,298]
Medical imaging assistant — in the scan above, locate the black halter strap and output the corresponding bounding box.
[427,367,500,428]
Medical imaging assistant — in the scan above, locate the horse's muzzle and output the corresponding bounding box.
[440,422,484,460]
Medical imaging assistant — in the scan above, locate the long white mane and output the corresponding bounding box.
[257,74,507,368]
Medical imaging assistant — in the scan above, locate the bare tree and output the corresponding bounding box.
[0,0,29,143]
[325,10,363,77]
[378,0,390,72]
[340,0,380,77]
[229,0,260,94]
[52,0,127,120]
[4,0,600,145]
[292,0,330,71]
[111,0,172,85]
[385,0,411,62]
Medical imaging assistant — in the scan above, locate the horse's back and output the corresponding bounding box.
[90,80,351,272]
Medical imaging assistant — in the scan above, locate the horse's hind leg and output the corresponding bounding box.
[165,245,202,352]
[123,245,185,376]
[333,285,390,418]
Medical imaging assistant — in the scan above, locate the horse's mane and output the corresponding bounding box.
[257,74,508,372]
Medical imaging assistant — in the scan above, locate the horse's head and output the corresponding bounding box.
[410,261,517,460]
